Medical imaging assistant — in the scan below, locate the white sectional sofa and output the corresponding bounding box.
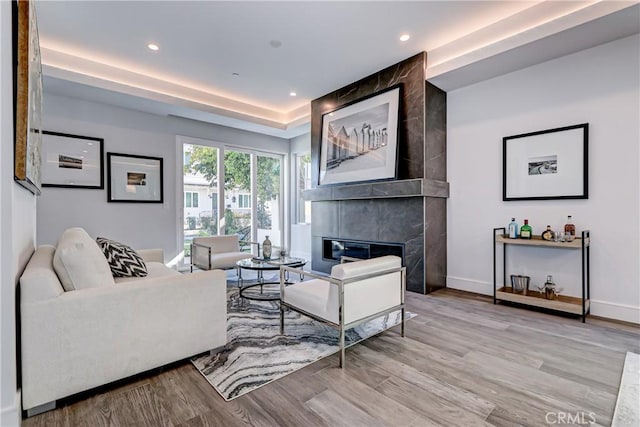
[20,228,228,415]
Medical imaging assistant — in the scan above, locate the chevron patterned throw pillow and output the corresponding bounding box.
[96,237,148,278]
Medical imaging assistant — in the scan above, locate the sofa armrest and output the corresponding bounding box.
[191,242,212,270]
[21,269,227,410]
[137,248,164,263]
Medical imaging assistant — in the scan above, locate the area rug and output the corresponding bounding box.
[612,352,640,427]
[191,277,414,401]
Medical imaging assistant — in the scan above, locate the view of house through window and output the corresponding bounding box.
[185,191,199,208]
[223,150,252,240]
[183,144,219,261]
[182,142,283,263]
[296,154,312,224]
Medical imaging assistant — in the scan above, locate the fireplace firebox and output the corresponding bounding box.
[322,238,404,263]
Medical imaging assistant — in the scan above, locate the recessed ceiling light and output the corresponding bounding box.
[270,40,283,48]
[289,92,297,97]
[147,43,159,51]
[232,72,240,77]
[399,34,410,42]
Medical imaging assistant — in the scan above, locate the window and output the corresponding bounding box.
[185,191,199,208]
[238,194,251,209]
[296,154,311,223]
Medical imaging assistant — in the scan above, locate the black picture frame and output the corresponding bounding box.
[41,131,104,189]
[107,152,163,203]
[503,123,588,201]
[318,84,401,186]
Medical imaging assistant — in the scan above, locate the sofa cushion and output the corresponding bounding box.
[284,279,338,324]
[96,237,148,278]
[210,252,252,269]
[114,262,179,284]
[330,255,401,280]
[53,228,115,291]
[193,235,240,254]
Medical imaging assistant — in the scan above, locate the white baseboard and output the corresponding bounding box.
[590,300,640,324]
[1,390,21,427]
[446,276,640,324]
[446,276,493,296]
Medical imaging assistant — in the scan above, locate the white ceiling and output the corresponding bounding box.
[37,1,640,139]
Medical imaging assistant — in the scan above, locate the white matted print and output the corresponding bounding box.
[503,123,588,200]
[107,153,163,203]
[41,131,103,188]
[319,85,400,186]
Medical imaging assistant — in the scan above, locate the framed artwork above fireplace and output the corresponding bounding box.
[318,85,401,186]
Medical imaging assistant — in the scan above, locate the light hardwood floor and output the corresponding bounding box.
[23,289,639,427]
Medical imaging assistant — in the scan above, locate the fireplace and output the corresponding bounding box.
[322,238,404,263]
[306,53,448,294]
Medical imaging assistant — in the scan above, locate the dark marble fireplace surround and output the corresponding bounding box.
[305,52,449,294]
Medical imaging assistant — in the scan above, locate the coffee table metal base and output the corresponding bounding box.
[238,268,303,302]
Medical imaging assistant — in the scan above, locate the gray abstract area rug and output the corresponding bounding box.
[191,280,414,401]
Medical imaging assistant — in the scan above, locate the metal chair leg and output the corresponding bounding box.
[339,327,345,368]
[401,307,406,337]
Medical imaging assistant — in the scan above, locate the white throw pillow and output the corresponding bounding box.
[53,228,115,291]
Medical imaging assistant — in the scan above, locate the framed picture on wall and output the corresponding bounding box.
[41,131,104,189]
[13,0,44,195]
[503,123,588,201]
[107,153,163,203]
[318,85,401,186]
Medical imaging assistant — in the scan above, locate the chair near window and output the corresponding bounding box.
[279,255,406,368]
[190,235,259,272]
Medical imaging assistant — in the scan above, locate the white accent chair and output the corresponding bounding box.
[279,255,405,367]
[190,235,259,272]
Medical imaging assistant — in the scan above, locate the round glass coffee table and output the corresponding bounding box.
[236,257,307,301]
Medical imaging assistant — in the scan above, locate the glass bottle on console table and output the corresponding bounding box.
[541,225,554,241]
[508,218,519,239]
[519,219,532,239]
[262,236,272,260]
[564,215,576,242]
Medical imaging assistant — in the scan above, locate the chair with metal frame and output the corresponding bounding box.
[279,255,405,368]
[190,235,260,273]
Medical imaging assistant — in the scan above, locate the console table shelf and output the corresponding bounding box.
[493,228,591,322]
[496,287,589,315]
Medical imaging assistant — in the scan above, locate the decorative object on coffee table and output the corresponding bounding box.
[262,235,272,259]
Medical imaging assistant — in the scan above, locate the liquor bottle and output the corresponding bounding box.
[262,236,272,260]
[541,225,554,241]
[564,215,576,242]
[519,219,532,239]
[508,218,519,239]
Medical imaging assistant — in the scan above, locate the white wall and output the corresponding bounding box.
[38,93,289,262]
[289,133,312,260]
[447,34,640,323]
[1,2,38,425]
